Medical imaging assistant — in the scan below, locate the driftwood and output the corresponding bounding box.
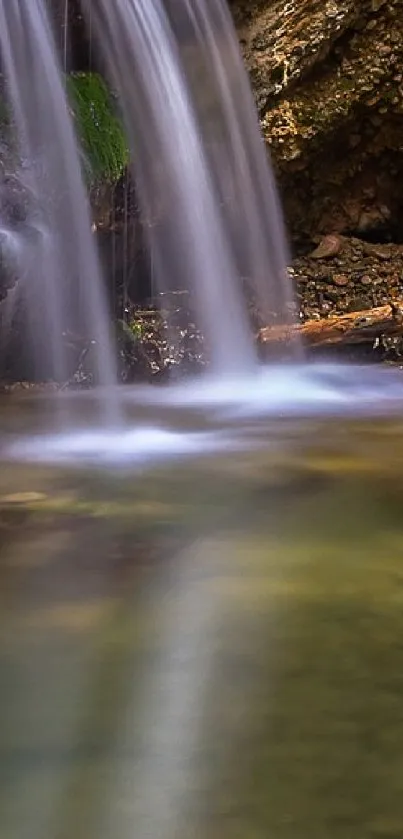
[258,302,403,349]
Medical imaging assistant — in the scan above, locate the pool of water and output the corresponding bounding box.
[2,369,403,838]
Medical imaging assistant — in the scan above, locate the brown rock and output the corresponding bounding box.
[372,246,393,261]
[332,274,349,286]
[310,235,343,259]
[232,0,403,241]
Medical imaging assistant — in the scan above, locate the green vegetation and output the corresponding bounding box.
[67,72,129,184]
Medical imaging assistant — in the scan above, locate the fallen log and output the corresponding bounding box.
[258,302,403,349]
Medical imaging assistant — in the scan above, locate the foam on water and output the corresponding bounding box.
[3,364,403,467]
[3,426,246,467]
[121,363,403,417]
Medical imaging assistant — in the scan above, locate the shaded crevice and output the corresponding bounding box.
[345,225,403,246]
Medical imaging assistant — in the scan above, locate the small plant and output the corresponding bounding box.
[67,72,129,184]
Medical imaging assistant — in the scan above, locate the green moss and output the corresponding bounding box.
[67,72,129,184]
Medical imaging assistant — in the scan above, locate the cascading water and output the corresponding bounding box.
[2,11,403,834]
[82,0,296,376]
[0,0,117,396]
[1,0,403,468]
[0,0,298,389]
[164,0,296,329]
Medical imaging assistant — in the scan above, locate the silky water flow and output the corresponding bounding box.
[2,4,403,839]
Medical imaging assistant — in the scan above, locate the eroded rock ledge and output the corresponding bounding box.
[231,0,403,244]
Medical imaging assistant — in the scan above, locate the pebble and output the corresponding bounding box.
[291,235,403,322]
[332,274,349,286]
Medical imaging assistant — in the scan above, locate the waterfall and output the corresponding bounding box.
[0,0,298,390]
[0,0,117,397]
[82,0,297,376]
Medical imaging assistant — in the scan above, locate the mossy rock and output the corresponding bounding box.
[67,72,129,184]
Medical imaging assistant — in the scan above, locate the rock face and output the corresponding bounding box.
[231,0,403,245]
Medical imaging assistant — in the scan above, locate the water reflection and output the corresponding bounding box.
[1,416,403,837]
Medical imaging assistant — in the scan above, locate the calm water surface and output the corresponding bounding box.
[1,398,403,838]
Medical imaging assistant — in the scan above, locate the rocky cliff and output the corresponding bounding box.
[231,0,403,246]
